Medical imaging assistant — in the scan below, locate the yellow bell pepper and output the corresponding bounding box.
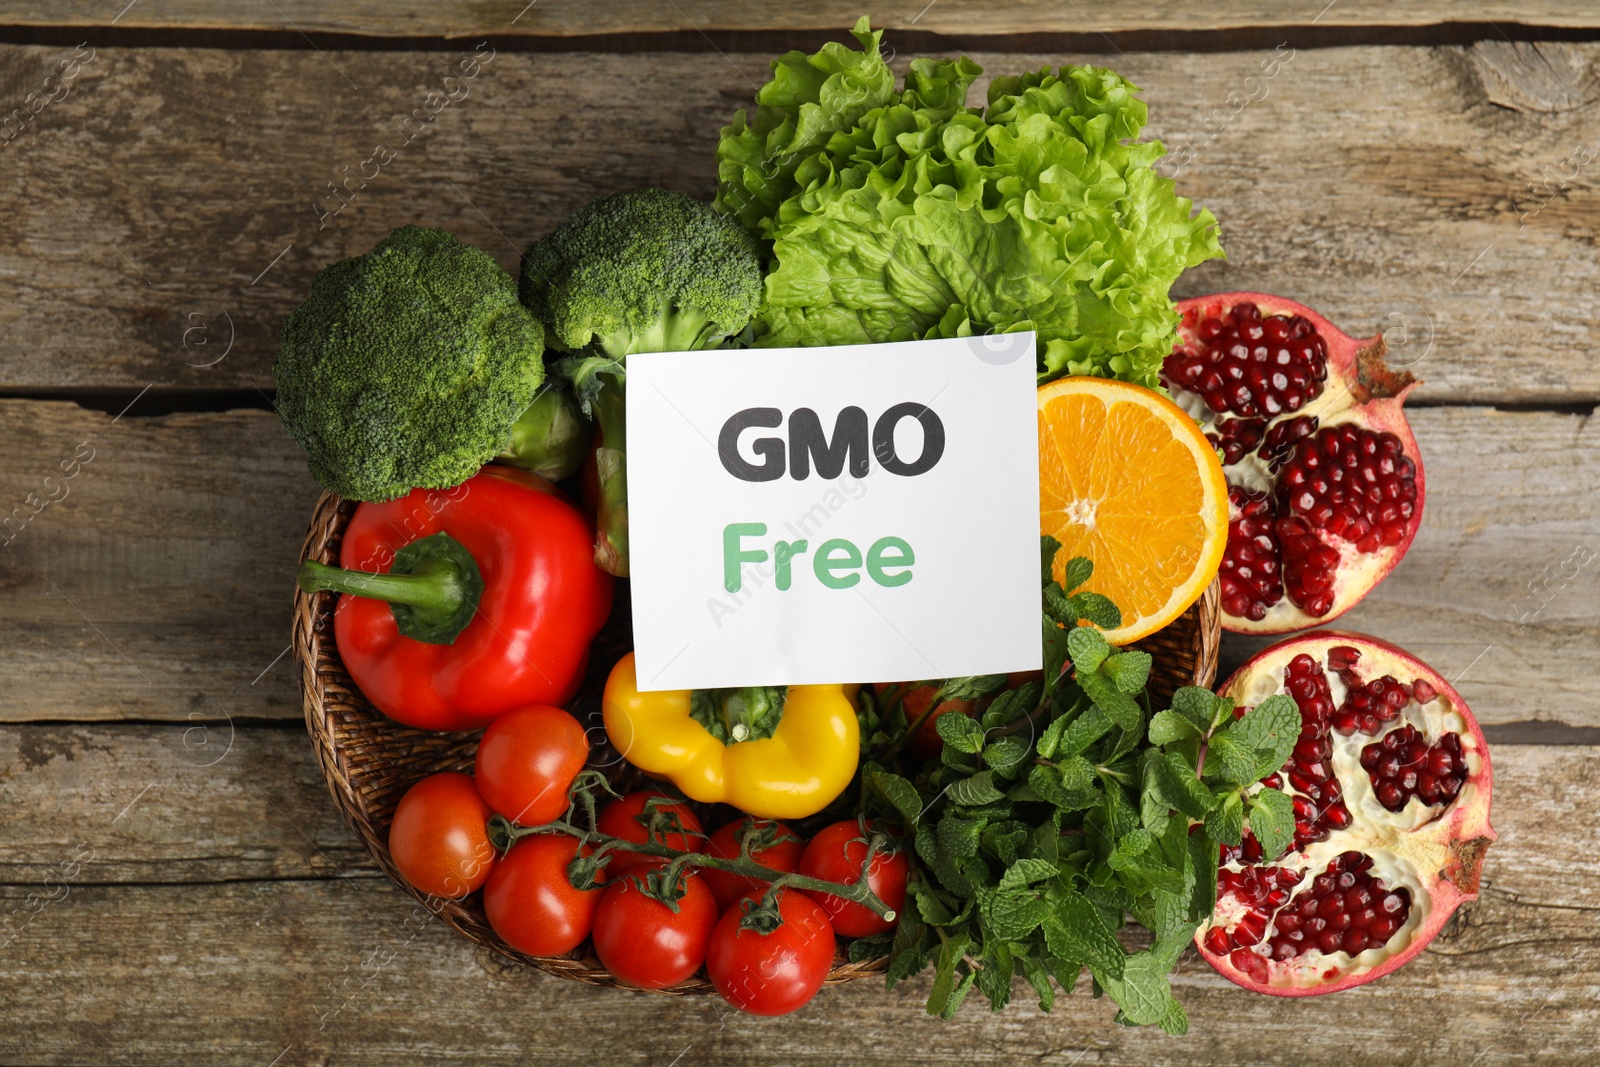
[602,653,859,819]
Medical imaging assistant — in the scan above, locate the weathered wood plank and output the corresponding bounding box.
[0,1,1595,37]
[0,42,1596,401]
[0,741,1593,1065]
[0,400,317,723]
[2,401,1597,726]
[0,725,372,884]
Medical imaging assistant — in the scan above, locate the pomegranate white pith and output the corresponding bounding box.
[1196,632,1494,996]
[1164,293,1425,634]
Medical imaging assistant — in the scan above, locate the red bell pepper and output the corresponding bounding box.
[298,466,613,731]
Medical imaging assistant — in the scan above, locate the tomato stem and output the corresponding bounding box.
[488,811,898,923]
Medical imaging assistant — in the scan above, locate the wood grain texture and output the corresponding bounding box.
[2,400,1596,727]
[0,1,1596,37]
[0,42,1596,401]
[0,400,317,724]
[0,725,373,884]
[0,739,1594,1065]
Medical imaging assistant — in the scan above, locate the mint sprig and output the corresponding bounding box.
[860,536,1302,1028]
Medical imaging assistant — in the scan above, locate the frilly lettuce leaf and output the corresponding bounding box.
[714,23,1224,388]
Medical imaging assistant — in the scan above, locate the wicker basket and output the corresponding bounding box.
[295,489,1221,993]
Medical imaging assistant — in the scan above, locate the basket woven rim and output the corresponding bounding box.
[294,489,1222,994]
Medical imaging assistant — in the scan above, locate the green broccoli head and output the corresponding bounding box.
[520,188,763,358]
[274,225,545,501]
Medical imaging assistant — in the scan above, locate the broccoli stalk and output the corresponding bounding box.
[496,377,591,482]
[520,189,763,576]
[274,226,548,502]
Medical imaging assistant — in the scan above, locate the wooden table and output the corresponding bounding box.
[2,3,1597,1063]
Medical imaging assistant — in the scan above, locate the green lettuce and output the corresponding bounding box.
[714,18,1224,387]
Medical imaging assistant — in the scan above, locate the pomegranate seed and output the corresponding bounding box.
[1231,947,1271,983]
[1205,927,1232,955]
[1362,725,1469,812]
[1258,414,1319,469]
[1165,303,1329,419]
[1251,852,1411,963]
[1208,417,1269,465]
[1220,487,1285,620]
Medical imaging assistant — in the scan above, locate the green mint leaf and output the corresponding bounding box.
[1206,735,1264,786]
[1068,591,1123,630]
[937,712,985,754]
[1104,721,1146,764]
[1067,626,1109,674]
[1108,828,1153,871]
[1019,955,1056,1013]
[1042,583,1077,625]
[1102,650,1152,694]
[1040,535,1063,585]
[937,814,986,860]
[977,888,1050,942]
[1036,715,1070,761]
[939,970,978,1020]
[1210,693,1238,731]
[1061,556,1094,594]
[982,821,1028,867]
[1080,670,1142,733]
[1223,693,1301,778]
[1057,755,1095,793]
[973,943,1014,1012]
[1169,687,1215,731]
[869,767,924,826]
[1248,786,1296,861]
[1042,616,1072,694]
[1148,709,1201,745]
[1139,749,1170,834]
[1044,889,1125,980]
[1205,789,1245,846]
[937,674,1009,702]
[999,858,1060,890]
[911,882,957,925]
[1095,948,1178,1026]
[924,930,971,1018]
[1159,997,1190,1036]
[1058,706,1112,758]
[1156,751,1216,819]
[982,735,1032,778]
[1186,827,1219,923]
[948,770,1006,807]
[885,916,931,990]
[847,934,892,963]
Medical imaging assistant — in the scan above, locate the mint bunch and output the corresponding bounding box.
[853,537,1302,1028]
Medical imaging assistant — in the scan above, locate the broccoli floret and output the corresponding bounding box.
[274,225,545,502]
[516,189,762,579]
[520,188,762,358]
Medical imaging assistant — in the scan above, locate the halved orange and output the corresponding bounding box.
[1038,377,1228,645]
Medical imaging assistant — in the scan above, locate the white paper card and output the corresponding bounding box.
[627,333,1041,691]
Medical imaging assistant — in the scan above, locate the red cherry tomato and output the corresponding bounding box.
[797,820,908,938]
[596,792,704,875]
[702,819,804,911]
[707,888,836,1016]
[877,683,975,762]
[388,772,496,899]
[482,834,604,957]
[474,705,589,825]
[591,869,718,989]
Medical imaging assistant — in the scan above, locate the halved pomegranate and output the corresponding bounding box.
[1197,632,1493,996]
[1163,294,1425,633]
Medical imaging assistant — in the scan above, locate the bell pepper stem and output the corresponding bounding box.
[298,531,484,645]
[297,562,464,614]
